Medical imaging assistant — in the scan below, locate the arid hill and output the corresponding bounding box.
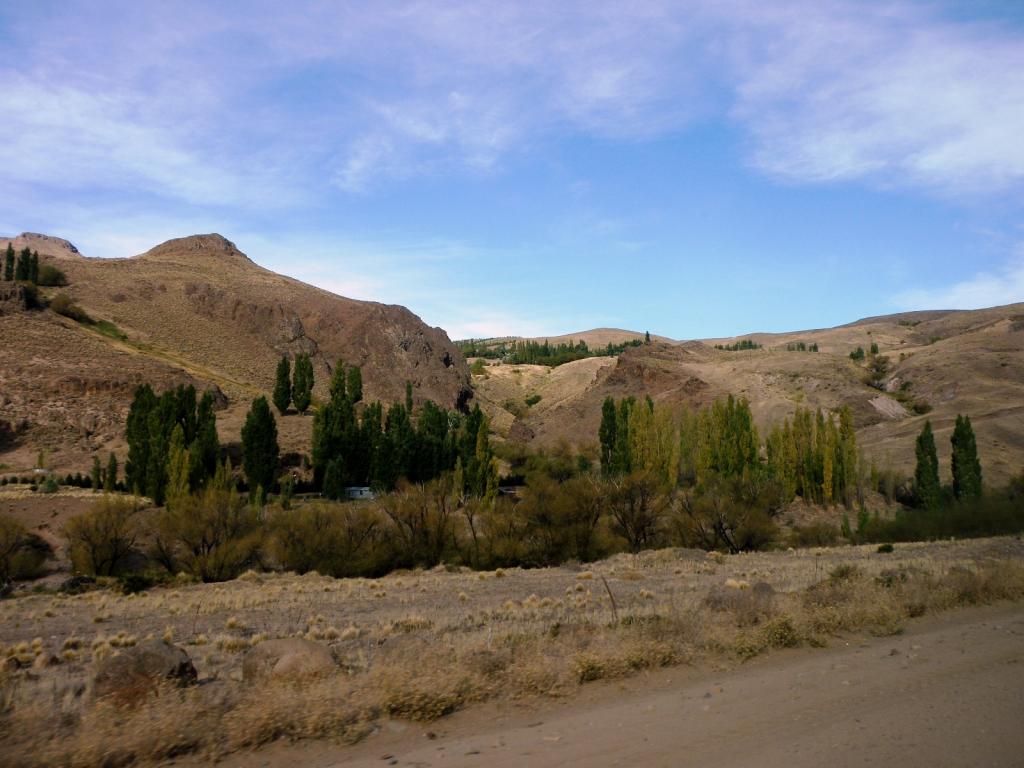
[471,305,1024,486]
[0,232,470,473]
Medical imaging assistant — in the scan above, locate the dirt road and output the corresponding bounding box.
[228,603,1024,768]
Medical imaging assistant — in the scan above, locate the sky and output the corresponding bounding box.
[1,0,1023,340]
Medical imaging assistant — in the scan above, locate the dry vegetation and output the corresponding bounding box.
[0,535,1021,767]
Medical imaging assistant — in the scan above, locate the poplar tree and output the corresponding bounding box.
[292,354,314,413]
[599,397,617,476]
[190,391,220,486]
[104,453,118,492]
[405,380,414,413]
[329,361,347,402]
[914,421,941,509]
[29,252,39,284]
[272,356,291,414]
[14,248,30,281]
[347,365,363,403]
[165,425,191,505]
[951,414,982,502]
[90,456,102,490]
[241,396,279,494]
[3,244,13,281]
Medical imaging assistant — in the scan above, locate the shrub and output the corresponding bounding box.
[49,292,92,323]
[36,264,68,287]
[63,496,140,576]
[0,515,52,584]
[877,543,894,553]
[525,394,542,407]
[39,476,59,494]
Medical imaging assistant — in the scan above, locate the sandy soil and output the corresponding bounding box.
[221,602,1024,768]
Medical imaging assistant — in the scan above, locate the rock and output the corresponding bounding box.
[241,638,335,682]
[89,640,196,702]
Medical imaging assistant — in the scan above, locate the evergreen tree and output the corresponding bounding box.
[90,455,102,490]
[272,356,291,414]
[14,248,30,281]
[406,380,414,413]
[292,353,314,413]
[3,244,13,281]
[644,330,651,344]
[951,414,982,502]
[599,396,617,476]
[347,365,363,403]
[190,391,220,486]
[914,420,941,509]
[323,457,345,500]
[329,361,347,402]
[611,398,633,475]
[241,396,279,494]
[125,384,157,493]
[104,453,118,493]
[29,251,38,284]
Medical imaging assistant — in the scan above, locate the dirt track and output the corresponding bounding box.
[229,602,1024,768]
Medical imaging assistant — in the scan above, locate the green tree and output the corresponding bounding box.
[644,330,651,344]
[90,455,102,490]
[406,380,414,412]
[3,244,13,281]
[272,356,291,414]
[29,251,39,284]
[125,384,157,493]
[241,396,279,494]
[165,425,191,506]
[323,457,345,500]
[329,360,347,402]
[347,365,363,403]
[914,420,941,509]
[292,353,314,413]
[104,452,118,493]
[599,396,617,476]
[14,248,30,281]
[951,414,982,502]
[190,391,220,487]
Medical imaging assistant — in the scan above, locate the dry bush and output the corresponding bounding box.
[63,496,140,576]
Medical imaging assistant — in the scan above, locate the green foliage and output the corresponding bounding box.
[455,337,643,367]
[850,347,866,361]
[269,502,387,577]
[599,396,617,477]
[91,455,102,490]
[859,493,1024,543]
[14,248,31,281]
[715,339,761,351]
[786,341,818,352]
[241,396,279,494]
[914,421,941,509]
[36,264,67,286]
[951,414,982,502]
[272,356,291,414]
[347,365,363,403]
[125,384,219,503]
[470,358,487,376]
[291,353,314,413]
[104,453,118,493]
[49,293,92,323]
[525,393,541,407]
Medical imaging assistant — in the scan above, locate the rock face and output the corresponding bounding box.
[241,638,336,681]
[47,233,472,409]
[89,640,197,702]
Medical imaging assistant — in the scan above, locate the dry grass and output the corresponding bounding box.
[0,536,1022,766]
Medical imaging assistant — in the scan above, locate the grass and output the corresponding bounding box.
[0,537,1022,766]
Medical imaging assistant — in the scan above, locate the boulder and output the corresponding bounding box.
[241,638,335,682]
[89,640,196,702]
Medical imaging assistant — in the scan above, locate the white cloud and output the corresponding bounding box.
[891,253,1024,310]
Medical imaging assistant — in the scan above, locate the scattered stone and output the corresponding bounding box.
[242,637,335,681]
[89,639,196,702]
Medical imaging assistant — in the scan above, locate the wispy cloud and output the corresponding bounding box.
[891,250,1024,310]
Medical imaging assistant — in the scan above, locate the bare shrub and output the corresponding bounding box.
[63,496,140,576]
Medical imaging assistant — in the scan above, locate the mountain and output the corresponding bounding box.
[470,305,1024,486]
[0,233,470,474]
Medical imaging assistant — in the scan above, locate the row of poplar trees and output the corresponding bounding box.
[599,394,860,506]
[914,415,982,509]
[125,384,220,505]
[310,360,497,498]
[3,244,38,283]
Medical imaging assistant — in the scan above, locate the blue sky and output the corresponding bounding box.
[1,1,1023,339]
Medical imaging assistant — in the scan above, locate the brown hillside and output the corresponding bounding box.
[0,232,470,475]
[473,305,1024,486]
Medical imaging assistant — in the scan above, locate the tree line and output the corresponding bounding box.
[457,337,645,367]
[3,243,67,286]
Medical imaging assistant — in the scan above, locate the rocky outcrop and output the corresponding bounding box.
[241,638,336,681]
[89,640,196,702]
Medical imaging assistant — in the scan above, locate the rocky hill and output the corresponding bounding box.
[471,305,1024,486]
[0,233,470,474]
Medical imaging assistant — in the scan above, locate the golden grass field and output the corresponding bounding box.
[1,534,1021,767]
